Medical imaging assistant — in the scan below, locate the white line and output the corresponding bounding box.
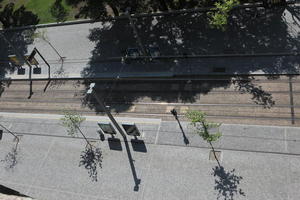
[285,128,288,153]
[0,112,161,124]
[154,121,162,145]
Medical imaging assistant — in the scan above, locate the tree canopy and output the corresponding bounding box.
[65,0,288,29]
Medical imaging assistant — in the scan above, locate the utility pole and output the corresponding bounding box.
[87,83,126,138]
[87,83,141,190]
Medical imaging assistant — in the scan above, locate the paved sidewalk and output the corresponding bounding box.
[0,112,300,200]
[1,5,300,80]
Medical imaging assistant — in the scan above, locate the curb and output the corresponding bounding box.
[1,19,95,32]
[1,73,300,82]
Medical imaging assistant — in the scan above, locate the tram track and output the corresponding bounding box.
[0,76,299,126]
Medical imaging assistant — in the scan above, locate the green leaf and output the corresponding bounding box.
[60,111,86,136]
[208,0,240,30]
[186,110,222,143]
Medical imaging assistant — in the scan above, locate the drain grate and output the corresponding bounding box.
[13,135,23,142]
[209,150,222,161]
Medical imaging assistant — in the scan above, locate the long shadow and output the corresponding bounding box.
[124,138,141,191]
[81,5,300,114]
[232,76,275,108]
[212,166,245,200]
[171,108,189,145]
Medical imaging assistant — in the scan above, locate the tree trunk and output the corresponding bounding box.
[209,141,221,168]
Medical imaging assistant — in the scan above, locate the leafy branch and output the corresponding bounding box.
[186,110,222,167]
[208,0,240,30]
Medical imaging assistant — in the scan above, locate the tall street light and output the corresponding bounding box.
[87,83,126,138]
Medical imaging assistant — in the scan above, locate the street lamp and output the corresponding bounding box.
[87,83,126,138]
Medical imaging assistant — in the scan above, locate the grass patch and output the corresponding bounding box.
[0,0,81,24]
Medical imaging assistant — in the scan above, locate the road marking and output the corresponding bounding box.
[284,128,288,153]
[0,112,161,124]
[154,121,162,145]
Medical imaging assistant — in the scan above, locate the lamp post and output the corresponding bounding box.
[33,48,51,79]
[87,82,141,191]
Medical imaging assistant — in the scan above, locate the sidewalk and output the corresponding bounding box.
[1,5,300,80]
[0,112,300,200]
[0,112,299,155]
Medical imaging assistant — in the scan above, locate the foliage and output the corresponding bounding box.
[32,29,48,41]
[50,0,68,22]
[0,3,39,28]
[79,146,103,182]
[60,111,86,136]
[208,0,240,30]
[186,110,222,142]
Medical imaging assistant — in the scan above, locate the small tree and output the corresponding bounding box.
[208,0,240,31]
[186,110,222,167]
[60,111,102,181]
[60,111,86,136]
[33,30,65,63]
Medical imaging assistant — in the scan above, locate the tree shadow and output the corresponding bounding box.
[0,3,39,28]
[212,166,245,200]
[1,137,20,170]
[81,5,300,115]
[49,68,69,89]
[79,145,103,182]
[66,0,108,20]
[0,3,38,97]
[232,76,275,108]
[0,80,10,97]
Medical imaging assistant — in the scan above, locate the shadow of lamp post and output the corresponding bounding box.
[87,82,141,191]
